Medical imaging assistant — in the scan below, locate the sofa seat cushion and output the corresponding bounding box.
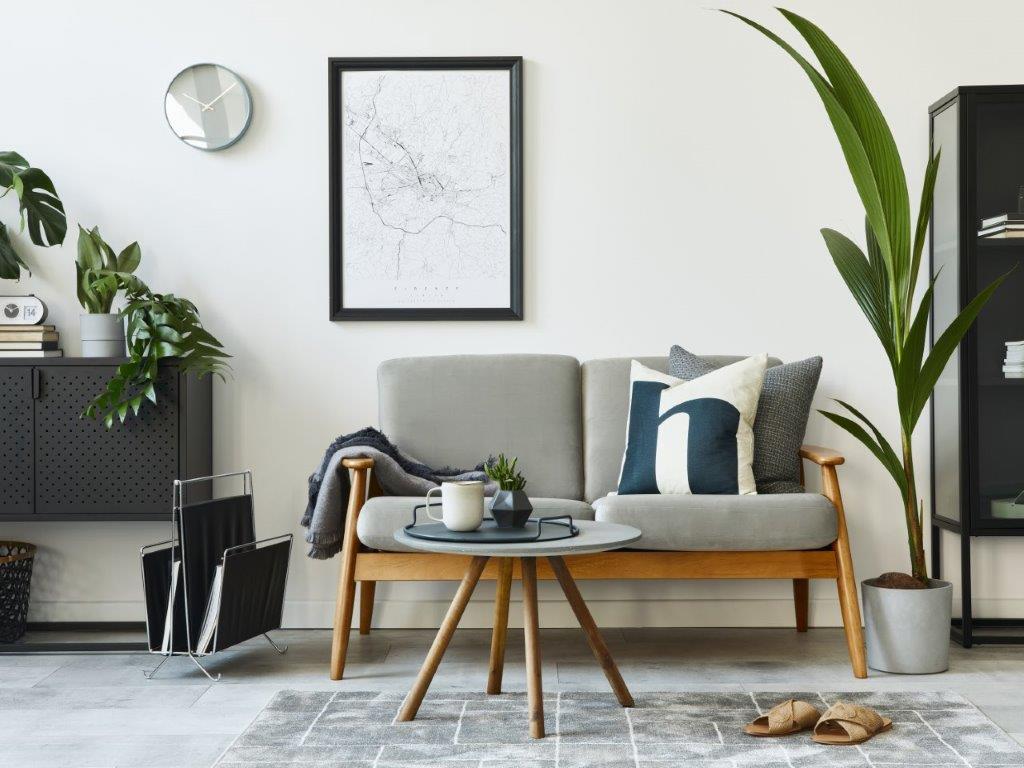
[357,497,596,552]
[592,493,837,551]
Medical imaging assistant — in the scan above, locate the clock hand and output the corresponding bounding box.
[180,92,213,111]
[204,81,238,109]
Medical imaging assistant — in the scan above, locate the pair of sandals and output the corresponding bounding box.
[746,699,893,745]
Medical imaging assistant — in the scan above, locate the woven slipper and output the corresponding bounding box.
[745,699,821,737]
[812,702,893,745]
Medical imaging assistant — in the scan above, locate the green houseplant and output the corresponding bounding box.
[84,275,230,428]
[0,152,66,279]
[723,8,1011,672]
[485,453,532,528]
[76,226,141,356]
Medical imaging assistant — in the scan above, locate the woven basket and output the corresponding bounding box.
[0,541,36,643]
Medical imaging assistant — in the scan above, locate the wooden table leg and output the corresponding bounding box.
[521,557,545,739]
[397,555,489,722]
[487,557,514,694]
[548,556,633,707]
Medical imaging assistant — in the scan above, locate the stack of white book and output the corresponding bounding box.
[1005,341,1024,378]
[979,213,1024,238]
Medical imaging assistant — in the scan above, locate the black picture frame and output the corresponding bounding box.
[328,56,523,321]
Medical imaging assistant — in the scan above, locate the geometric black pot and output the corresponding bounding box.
[489,490,533,528]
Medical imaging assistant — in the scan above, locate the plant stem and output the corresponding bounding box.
[900,427,928,582]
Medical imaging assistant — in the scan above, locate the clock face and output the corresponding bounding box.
[165,63,252,151]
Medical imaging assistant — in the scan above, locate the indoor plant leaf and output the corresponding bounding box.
[116,242,141,273]
[780,9,910,295]
[820,228,895,365]
[720,11,893,274]
[0,222,28,280]
[14,166,66,247]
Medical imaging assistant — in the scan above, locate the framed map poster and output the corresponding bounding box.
[329,57,523,320]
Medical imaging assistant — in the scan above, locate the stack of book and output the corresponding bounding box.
[1005,341,1024,378]
[0,324,63,357]
[978,213,1024,239]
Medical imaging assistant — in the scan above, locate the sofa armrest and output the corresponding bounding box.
[799,444,845,467]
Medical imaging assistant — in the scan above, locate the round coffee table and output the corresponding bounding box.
[392,519,641,739]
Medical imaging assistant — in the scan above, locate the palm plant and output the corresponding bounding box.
[723,8,1011,583]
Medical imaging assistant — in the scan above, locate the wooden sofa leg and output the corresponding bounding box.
[359,581,376,635]
[793,579,809,632]
[822,464,867,679]
[330,468,369,681]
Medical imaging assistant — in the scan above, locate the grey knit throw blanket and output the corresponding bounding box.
[301,427,495,559]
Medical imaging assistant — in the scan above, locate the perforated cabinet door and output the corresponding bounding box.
[34,365,180,517]
[0,367,34,516]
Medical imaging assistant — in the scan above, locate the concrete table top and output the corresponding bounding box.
[393,519,641,558]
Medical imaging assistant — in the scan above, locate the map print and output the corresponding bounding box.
[341,69,511,309]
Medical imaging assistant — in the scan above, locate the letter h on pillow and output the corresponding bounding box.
[617,355,767,495]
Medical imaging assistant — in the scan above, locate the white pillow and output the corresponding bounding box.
[617,355,767,495]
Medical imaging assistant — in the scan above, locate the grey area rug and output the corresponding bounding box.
[216,690,1024,767]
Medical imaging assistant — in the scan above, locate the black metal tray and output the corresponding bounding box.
[404,504,579,544]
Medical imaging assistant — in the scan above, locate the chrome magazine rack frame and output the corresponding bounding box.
[140,470,292,681]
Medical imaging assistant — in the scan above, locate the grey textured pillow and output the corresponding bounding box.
[668,346,822,494]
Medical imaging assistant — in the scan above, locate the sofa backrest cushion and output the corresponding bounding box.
[582,355,782,502]
[379,354,584,500]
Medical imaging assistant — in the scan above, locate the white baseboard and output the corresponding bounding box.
[29,597,1024,628]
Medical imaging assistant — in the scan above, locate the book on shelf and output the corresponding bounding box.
[978,226,1024,239]
[0,349,63,358]
[0,328,59,342]
[981,212,1024,229]
[0,341,59,351]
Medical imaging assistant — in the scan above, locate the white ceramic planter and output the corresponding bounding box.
[80,313,125,357]
[863,578,952,674]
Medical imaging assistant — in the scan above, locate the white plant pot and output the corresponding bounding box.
[80,313,125,357]
[862,578,952,674]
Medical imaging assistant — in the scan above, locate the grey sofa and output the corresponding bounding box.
[329,354,866,680]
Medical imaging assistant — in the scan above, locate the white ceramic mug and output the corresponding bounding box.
[425,480,485,531]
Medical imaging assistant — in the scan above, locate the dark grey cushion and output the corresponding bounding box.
[668,346,822,494]
[357,496,596,551]
[593,493,837,551]
[379,355,584,500]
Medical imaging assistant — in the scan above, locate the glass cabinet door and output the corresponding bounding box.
[971,96,1024,529]
[932,100,962,526]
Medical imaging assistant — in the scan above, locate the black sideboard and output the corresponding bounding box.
[0,357,211,521]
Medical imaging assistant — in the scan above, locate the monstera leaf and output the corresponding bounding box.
[0,222,28,280]
[0,152,66,279]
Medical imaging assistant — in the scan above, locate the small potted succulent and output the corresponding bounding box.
[485,454,532,528]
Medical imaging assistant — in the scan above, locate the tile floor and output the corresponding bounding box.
[2,627,1023,767]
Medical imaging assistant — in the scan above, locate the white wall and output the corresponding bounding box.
[2,0,1020,629]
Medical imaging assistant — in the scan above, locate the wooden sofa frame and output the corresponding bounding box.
[329,444,867,680]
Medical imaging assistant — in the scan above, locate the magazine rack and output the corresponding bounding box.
[140,471,292,681]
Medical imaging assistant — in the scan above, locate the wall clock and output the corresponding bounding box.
[164,63,253,150]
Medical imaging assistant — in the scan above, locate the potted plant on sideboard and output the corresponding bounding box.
[724,8,1012,673]
[76,226,141,356]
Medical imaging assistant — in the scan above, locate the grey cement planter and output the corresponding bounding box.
[80,313,125,357]
[863,578,952,674]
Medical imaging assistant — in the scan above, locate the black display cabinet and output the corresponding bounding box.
[930,86,1024,646]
